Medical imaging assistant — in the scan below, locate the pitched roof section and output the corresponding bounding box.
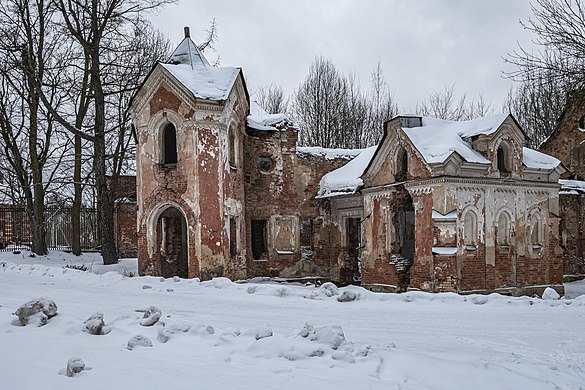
[161,36,240,101]
[522,147,562,169]
[168,36,211,67]
[403,113,510,165]
[317,146,377,198]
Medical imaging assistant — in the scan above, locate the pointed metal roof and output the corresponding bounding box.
[167,34,211,68]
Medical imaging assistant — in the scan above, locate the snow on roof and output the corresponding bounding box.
[559,179,585,194]
[317,146,377,198]
[161,37,240,101]
[247,101,292,131]
[402,113,509,165]
[297,146,363,160]
[522,147,561,170]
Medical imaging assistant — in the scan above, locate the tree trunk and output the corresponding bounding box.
[94,135,118,264]
[71,134,82,255]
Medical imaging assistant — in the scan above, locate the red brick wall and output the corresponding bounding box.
[244,128,353,280]
[115,203,137,258]
[540,90,585,180]
[560,194,585,275]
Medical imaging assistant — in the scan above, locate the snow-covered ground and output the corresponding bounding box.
[1,251,584,389]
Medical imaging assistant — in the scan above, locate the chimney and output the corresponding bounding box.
[184,26,190,38]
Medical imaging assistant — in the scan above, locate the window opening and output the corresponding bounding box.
[163,123,178,165]
[251,219,267,260]
[229,217,237,258]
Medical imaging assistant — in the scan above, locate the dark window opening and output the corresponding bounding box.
[163,123,178,165]
[251,219,267,260]
[395,147,408,181]
[229,217,237,258]
[579,114,585,129]
[497,143,511,175]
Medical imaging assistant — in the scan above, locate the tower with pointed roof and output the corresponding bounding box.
[129,27,250,280]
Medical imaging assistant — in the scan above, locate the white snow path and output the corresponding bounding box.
[0,255,584,389]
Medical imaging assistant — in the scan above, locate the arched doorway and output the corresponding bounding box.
[157,206,188,278]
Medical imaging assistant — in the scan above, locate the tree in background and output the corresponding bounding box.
[34,0,176,264]
[292,56,398,149]
[504,0,585,146]
[0,0,68,255]
[255,84,288,114]
[414,85,494,121]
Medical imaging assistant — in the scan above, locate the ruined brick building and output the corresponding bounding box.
[129,29,570,294]
[540,90,585,277]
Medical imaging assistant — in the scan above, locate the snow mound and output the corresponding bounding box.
[306,282,339,299]
[127,334,153,350]
[542,287,560,300]
[13,297,58,327]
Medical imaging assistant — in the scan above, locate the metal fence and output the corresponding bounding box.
[0,206,101,252]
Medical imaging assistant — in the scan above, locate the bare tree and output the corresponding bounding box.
[34,0,176,264]
[503,71,568,148]
[255,84,288,114]
[366,62,399,145]
[293,56,349,148]
[505,0,585,89]
[0,0,69,255]
[503,0,584,147]
[415,84,494,121]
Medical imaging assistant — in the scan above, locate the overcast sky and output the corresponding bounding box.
[149,0,537,112]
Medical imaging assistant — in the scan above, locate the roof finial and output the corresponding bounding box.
[184,26,190,38]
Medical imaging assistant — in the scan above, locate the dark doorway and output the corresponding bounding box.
[345,217,362,284]
[157,207,188,278]
[251,219,267,260]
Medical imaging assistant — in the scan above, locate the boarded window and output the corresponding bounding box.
[463,210,477,247]
[251,219,267,260]
[229,217,237,257]
[530,212,542,246]
[163,123,178,164]
[274,217,295,253]
[300,219,313,248]
[497,212,511,245]
[228,128,236,166]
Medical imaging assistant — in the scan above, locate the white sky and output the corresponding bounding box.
[149,0,537,111]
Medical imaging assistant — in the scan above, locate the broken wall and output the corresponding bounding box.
[244,129,354,280]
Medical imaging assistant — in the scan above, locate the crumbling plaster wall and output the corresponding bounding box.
[132,72,248,280]
[405,180,563,292]
[244,129,354,280]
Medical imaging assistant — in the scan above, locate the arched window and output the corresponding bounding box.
[497,141,511,175]
[497,211,511,246]
[463,210,478,247]
[162,123,178,165]
[395,146,408,181]
[530,212,543,247]
[579,114,585,130]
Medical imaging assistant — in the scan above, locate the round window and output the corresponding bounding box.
[257,156,274,172]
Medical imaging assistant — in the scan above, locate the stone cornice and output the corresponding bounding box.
[403,176,561,191]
